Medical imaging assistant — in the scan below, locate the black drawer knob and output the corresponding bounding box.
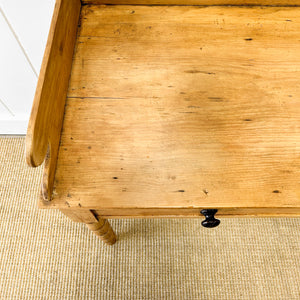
[200,209,220,228]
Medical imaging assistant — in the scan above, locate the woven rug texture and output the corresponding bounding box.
[0,137,299,299]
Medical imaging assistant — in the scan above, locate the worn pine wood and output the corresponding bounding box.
[82,0,300,5]
[60,209,116,244]
[86,218,117,245]
[39,5,300,216]
[92,208,300,218]
[25,0,81,201]
[60,207,300,220]
[60,209,98,223]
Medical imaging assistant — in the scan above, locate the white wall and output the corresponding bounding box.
[0,0,55,134]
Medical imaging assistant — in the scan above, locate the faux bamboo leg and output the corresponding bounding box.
[86,217,117,245]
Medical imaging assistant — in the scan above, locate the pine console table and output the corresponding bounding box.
[26,0,300,245]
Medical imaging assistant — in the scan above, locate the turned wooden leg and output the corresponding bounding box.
[86,217,117,245]
[60,209,117,245]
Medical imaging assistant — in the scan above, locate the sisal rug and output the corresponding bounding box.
[0,137,299,299]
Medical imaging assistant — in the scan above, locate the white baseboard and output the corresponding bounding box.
[0,114,29,134]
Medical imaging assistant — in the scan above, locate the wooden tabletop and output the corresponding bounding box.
[42,5,300,216]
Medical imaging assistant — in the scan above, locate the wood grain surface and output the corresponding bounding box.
[25,0,81,200]
[82,0,300,6]
[41,5,300,215]
[60,208,98,223]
